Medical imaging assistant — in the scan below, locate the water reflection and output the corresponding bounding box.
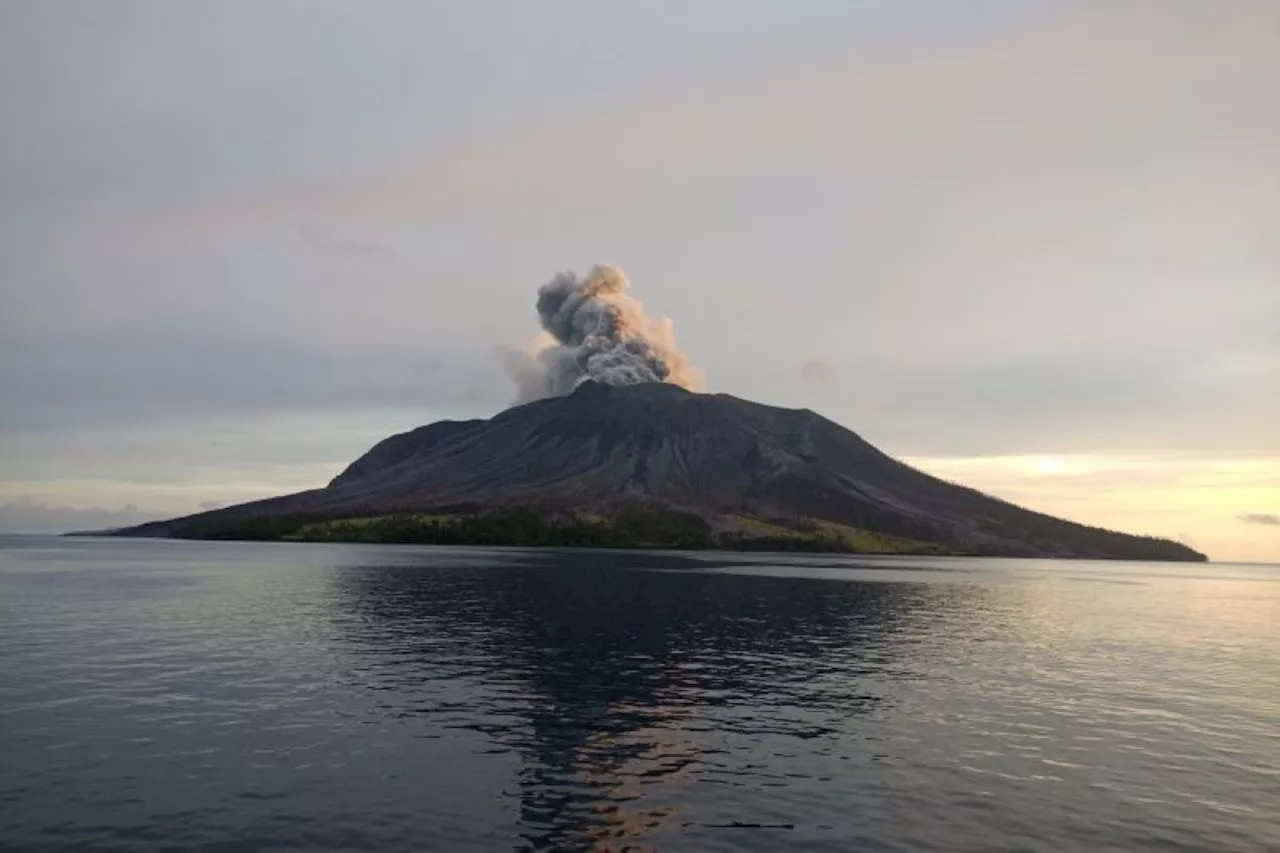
[329,550,979,851]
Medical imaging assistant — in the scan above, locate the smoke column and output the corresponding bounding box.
[500,264,701,404]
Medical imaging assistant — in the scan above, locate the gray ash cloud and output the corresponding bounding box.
[500,264,700,404]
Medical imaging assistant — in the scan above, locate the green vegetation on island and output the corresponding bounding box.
[163,505,952,555]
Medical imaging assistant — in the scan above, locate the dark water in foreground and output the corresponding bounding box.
[1,538,1277,852]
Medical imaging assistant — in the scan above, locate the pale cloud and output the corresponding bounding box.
[904,453,1280,563]
[296,223,398,267]
[140,1,1280,235]
[800,360,834,382]
[0,497,162,535]
[0,410,437,518]
[110,0,1276,457]
[1238,513,1280,527]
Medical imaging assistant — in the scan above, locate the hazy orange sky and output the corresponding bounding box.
[1,1,1277,561]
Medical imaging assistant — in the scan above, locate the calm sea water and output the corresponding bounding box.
[1,537,1277,852]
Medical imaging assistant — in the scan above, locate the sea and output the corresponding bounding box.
[1,536,1277,852]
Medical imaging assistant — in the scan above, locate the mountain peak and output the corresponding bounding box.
[568,379,694,400]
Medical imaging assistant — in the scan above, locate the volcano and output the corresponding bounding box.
[116,382,1203,561]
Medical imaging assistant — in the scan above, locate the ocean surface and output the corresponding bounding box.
[1,537,1277,852]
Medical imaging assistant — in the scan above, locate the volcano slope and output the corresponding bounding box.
[116,382,1204,560]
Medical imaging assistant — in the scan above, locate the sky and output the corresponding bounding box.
[1,0,1277,561]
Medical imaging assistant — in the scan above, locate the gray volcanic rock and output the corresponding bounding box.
[330,419,483,488]
[120,382,1204,560]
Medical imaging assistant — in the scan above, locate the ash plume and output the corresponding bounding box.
[500,264,701,404]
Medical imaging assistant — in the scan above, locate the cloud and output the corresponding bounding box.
[295,223,397,267]
[0,334,504,432]
[7,1,1277,446]
[501,264,702,403]
[1238,512,1280,526]
[0,497,162,534]
[903,452,1280,562]
[800,360,833,382]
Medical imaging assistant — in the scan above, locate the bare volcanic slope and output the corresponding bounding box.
[119,382,1203,560]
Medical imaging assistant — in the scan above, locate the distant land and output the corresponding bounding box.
[107,382,1205,561]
